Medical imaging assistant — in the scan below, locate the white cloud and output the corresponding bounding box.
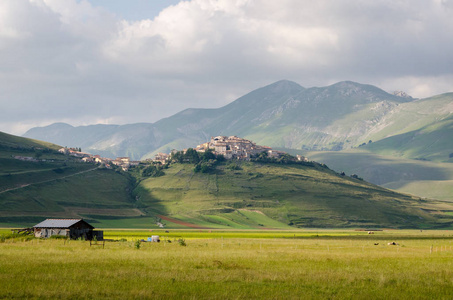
[0,0,452,135]
[102,0,343,74]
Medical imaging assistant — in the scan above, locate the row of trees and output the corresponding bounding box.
[141,165,165,177]
[251,151,315,166]
[171,148,225,173]
[170,148,316,172]
[171,148,224,164]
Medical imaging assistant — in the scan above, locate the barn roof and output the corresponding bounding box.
[33,219,94,229]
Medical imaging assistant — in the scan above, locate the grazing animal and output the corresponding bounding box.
[374,243,379,245]
[368,231,374,234]
[387,242,398,245]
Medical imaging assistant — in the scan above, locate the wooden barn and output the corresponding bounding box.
[33,219,103,240]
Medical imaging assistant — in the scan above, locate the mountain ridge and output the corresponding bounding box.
[22,80,450,161]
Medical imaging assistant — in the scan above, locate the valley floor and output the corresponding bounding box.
[1,229,453,299]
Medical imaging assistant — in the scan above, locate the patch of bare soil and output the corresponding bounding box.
[158,215,209,229]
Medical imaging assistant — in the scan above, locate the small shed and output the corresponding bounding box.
[33,219,103,240]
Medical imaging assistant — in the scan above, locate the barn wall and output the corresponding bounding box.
[69,228,91,239]
[34,228,69,238]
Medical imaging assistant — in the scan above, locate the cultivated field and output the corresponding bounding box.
[1,229,453,299]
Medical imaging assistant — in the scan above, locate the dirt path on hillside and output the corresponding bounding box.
[158,215,209,229]
[0,166,99,194]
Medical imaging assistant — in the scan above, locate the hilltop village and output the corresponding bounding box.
[53,136,307,170]
[154,136,307,165]
[56,147,140,171]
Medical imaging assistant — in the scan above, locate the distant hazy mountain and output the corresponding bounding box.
[23,80,453,161]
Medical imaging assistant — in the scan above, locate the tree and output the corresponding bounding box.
[253,151,269,162]
[171,151,184,163]
[200,148,216,161]
[184,148,200,163]
[34,151,42,160]
[277,153,297,164]
[194,159,216,173]
[350,174,363,180]
[142,165,164,177]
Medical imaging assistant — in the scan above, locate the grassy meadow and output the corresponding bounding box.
[1,229,453,299]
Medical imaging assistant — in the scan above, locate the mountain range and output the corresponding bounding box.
[24,80,452,162]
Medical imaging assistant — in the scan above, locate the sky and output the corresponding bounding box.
[1,0,452,135]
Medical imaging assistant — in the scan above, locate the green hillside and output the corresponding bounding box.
[363,93,453,144]
[363,116,453,162]
[0,133,87,193]
[306,149,453,201]
[132,161,453,229]
[0,131,61,151]
[0,132,140,228]
[0,167,139,227]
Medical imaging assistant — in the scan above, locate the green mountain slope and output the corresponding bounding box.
[0,132,141,227]
[364,115,453,162]
[363,93,453,143]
